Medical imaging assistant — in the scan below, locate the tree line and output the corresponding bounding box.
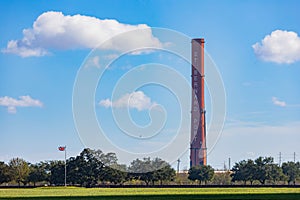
[0,149,299,187]
[231,157,300,185]
[187,156,300,185]
[0,148,176,187]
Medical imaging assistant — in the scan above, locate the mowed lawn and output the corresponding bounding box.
[0,187,300,200]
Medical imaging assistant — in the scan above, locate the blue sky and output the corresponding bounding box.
[1,0,300,170]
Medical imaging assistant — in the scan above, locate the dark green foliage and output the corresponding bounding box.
[282,162,300,185]
[67,148,105,187]
[28,162,49,186]
[231,157,286,185]
[8,158,30,186]
[128,157,175,185]
[231,159,256,185]
[254,157,275,185]
[0,161,11,184]
[153,165,176,185]
[66,148,126,186]
[267,163,285,184]
[48,160,65,185]
[100,165,127,185]
[2,152,299,186]
[188,165,214,184]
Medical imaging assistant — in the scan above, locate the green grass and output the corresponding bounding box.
[0,187,300,200]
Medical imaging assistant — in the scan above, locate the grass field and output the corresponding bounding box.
[0,187,300,200]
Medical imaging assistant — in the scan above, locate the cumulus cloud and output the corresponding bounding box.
[0,95,43,113]
[272,97,286,107]
[252,30,300,64]
[2,11,162,57]
[99,91,156,111]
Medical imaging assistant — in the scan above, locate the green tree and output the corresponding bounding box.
[153,164,176,185]
[9,158,30,186]
[128,157,175,185]
[188,165,214,185]
[129,157,154,185]
[231,159,256,185]
[254,156,274,185]
[100,164,127,185]
[71,148,105,187]
[99,152,118,166]
[66,148,121,186]
[0,161,11,184]
[66,157,79,185]
[28,162,49,186]
[267,163,285,185]
[282,162,300,185]
[48,160,65,185]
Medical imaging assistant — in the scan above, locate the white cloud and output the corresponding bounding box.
[252,30,300,64]
[99,99,112,108]
[84,56,101,68]
[3,40,49,57]
[2,11,162,57]
[272,97,286,107]
[0,95,43,114]
[99,91,156,111]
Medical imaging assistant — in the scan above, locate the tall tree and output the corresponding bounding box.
[267,163,285,185]
[282,162,300,185]
[66,157,79,185]
[100,164,127,185]
[153,165,176,185]
[0,161,11,184]
[72,148,105,187]
[28,162,49,186]
[66,148,121,186]
[231,159,256,185]
[152,158,175,185]
[129,157,154,185]
[254,156,274,185]
[100,152,118,166]
[48,160,65,185]
[188,165,214,185]
[128,157,175,185]
[9,158,30,186]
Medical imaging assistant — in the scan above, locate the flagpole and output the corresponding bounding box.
[64,145,67,187]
